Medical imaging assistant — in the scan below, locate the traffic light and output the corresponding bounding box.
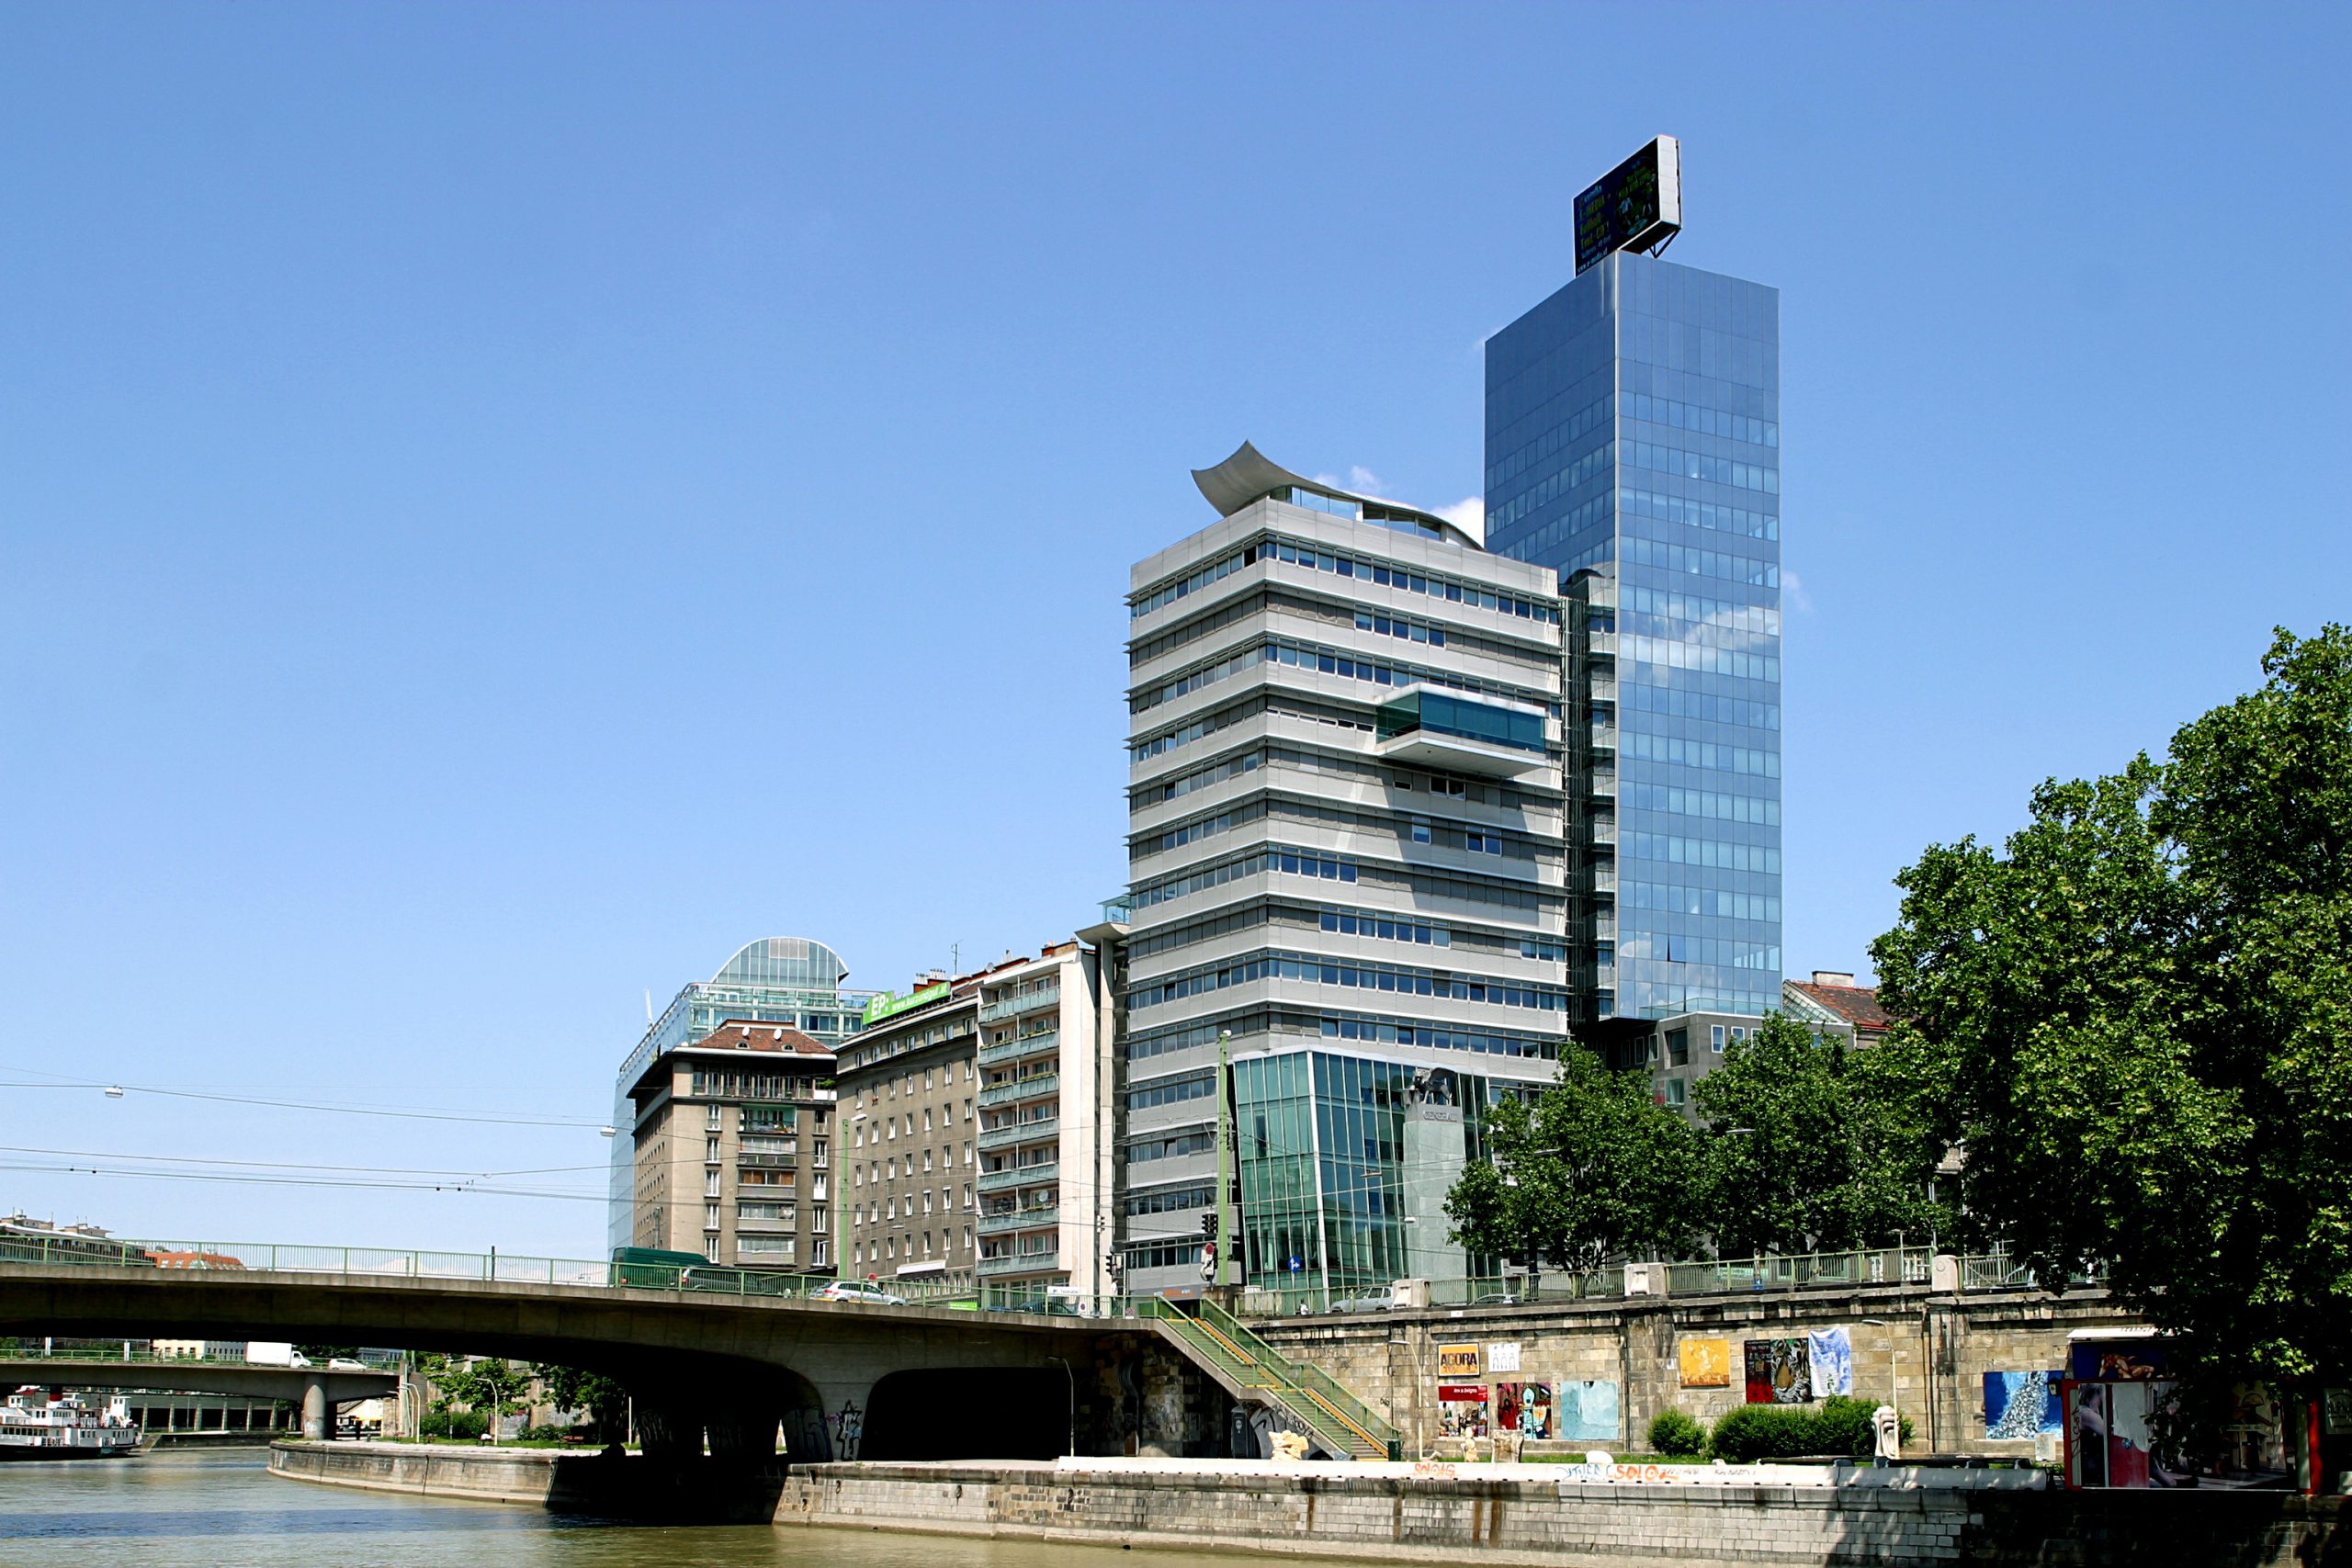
[1200,1211,1218,1238]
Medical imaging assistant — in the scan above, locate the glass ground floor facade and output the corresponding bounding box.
[1228,1047,1537,1292]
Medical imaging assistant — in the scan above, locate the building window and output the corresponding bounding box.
[705,1203,721,1231]
[706,1105,723,1131]
[812,1238,830,1267]
[1711,1024,1726,1053]
[706,1138,721,1164]
[704,1169,721,1198]
[1666,1078,1687,1107]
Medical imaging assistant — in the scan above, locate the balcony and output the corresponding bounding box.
[977,1251,1058,1278]
[1585,630,1617,657]
[978,1032,1057,1069]
[978,1206,1057,1236]
[977,1161,1057,1193]
[733,1153,797,1170]
[978,985,1059,1024]
[1587,820,1617,847]
[978,1116,1057,1153]
[978,1073,1057,1110]
[1373,687,1552,780]
[1590,867,1617,895]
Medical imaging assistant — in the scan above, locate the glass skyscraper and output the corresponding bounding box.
[1486,251,1782,1031]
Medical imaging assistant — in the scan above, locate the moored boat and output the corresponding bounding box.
[0,1387,142,1460]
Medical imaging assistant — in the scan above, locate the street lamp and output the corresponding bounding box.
[1046,1355,1076,1457]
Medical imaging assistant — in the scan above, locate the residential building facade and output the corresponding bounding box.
[1120,445,1571,1297]
[1485,247,1784,1041]
[606,937,876,1251]
[624,1021,836,1269]
[973,940,1116,1302]
[837,976,982,1288]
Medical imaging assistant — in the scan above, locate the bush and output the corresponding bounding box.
[1706,1397,1915,1461]
[420,1410,488,1439]
[517,1424,573,1441]
[1647,1409,1707,1458]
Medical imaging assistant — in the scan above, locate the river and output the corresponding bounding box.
[0,1448,1305,1567]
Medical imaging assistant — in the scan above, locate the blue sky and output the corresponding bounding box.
[3,3,2345,1255]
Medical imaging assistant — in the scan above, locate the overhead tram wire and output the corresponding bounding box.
[0,1071,606,1130]
[0,1158,605,1202]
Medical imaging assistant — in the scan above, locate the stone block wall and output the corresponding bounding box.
[1251,1284,2142,1458]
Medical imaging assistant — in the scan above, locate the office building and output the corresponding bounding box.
[1120,445,1570,1296]
[606,937,877,1252]
[1485,180,1784,1043]
[623,1021,836,1269]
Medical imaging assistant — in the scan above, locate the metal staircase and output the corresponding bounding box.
[1144,1298,1399,1461]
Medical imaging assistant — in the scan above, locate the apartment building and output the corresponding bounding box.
[836,976,982,1287]
[624,1021,836,1269]
[973,941,1116,1301]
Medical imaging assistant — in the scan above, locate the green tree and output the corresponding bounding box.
[1445,1045,1701,1279]
[438,1358,533,1444]
[531,1362,628,1443]
[1871,625,2352,1421]
[1692,1013,1948,1258]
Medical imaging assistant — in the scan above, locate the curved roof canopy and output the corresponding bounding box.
[711,937,850,989]
[1191,441,1479,549]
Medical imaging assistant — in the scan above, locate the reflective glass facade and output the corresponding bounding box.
[1486,253,1782,1022]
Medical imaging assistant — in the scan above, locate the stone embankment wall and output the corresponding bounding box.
[269,1438,560,1503]
[778,1461,2342,1568]
[1251,1284,2138,1459]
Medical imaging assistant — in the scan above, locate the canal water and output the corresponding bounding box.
[0,1449,1304,1567]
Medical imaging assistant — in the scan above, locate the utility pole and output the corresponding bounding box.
[1214,1029,1234,1291]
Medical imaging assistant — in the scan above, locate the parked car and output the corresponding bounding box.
[1469,1291,1521,1307]
[1328,1293,1393,1314]
[813,1280,909,1306]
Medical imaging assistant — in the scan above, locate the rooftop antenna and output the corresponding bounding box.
[951,942,961,974]
[644,989,653,1025]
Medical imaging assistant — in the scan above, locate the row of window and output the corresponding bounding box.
[1624,831,1781,875]
[1622,632,1781,685]
[1618,730,1781,778]
[1486,454,1612,540]
[1623,390,1779,450]
[1622,931,1783,970]
[1130,950,1568,1014]
[1622,486,1778,543]
[1486,389,1614,492]
[849,1229,971,1269]
[1126,1129,1216,1165]
[1130,846,1356,911]
[1141,748,1260,806]
[1132,535,1560,626]
[1618,676,1781,734]
[1123,1182,1213,1218]
[1130,641,1262,715]
[1621,533,1780,589]
[1619,881,1782,923]
[1257,537,1557,622]
[1622,782,1781,828]
[688,1071,816,1100]
[1619,584,1781,637]
[1128,1071,1216,1111]
[1260,637,1557,714]
[1353,607,1448,648]
[1318,1013,1563,1060]
[1318,908,1448,946]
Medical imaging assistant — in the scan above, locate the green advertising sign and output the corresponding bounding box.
[862,981,949,1027]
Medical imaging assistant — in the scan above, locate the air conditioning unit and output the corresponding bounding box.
[1389,1277,1430,1310]
[1623,1262,1667,1297]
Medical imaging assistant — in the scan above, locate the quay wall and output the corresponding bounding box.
[779,1460,2344,1568]
[1250,1284,2140,1459]
[269,1438,559,1503]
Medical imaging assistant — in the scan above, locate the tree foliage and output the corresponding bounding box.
[1871,625,2352,1398]
[532,1361,628,1441]
[1444,1045,1701,1275]
[438,1358,533,1435]
[1692,1014,1950,1257]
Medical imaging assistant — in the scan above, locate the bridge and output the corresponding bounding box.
[0,1355,394,1427]
[0,1233,1405,1465]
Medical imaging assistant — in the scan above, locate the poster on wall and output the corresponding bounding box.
[1678,1337,1732,1389]
[1557,1379,1620,1441]
[1519,1382,1555,1439]
[1438,1384,1489,1439]
[1807,1328,1853,1396]
[1495,1382,1523,1432]
[1744,1338,1811,1404]
[1984,1371,2064,1439]
[1488,1341,1522,1374]
[1438,1343,1484,1379]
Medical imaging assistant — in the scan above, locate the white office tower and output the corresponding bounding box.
[1118,445,1570,1299]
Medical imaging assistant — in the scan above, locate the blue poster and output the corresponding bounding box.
[1984,1371,2063,1439]
[1557,1379,1619,1441]
[1806,1328,1852,1396]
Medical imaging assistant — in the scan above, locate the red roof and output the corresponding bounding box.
[1784,981,1894,1035]
[684,1021,834,1057]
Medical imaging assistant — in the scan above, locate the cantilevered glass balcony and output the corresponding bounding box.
[1374,687,1552,778]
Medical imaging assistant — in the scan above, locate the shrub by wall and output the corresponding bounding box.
[1647,1409,1707,1458]
[1708,1396,1911,1461]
